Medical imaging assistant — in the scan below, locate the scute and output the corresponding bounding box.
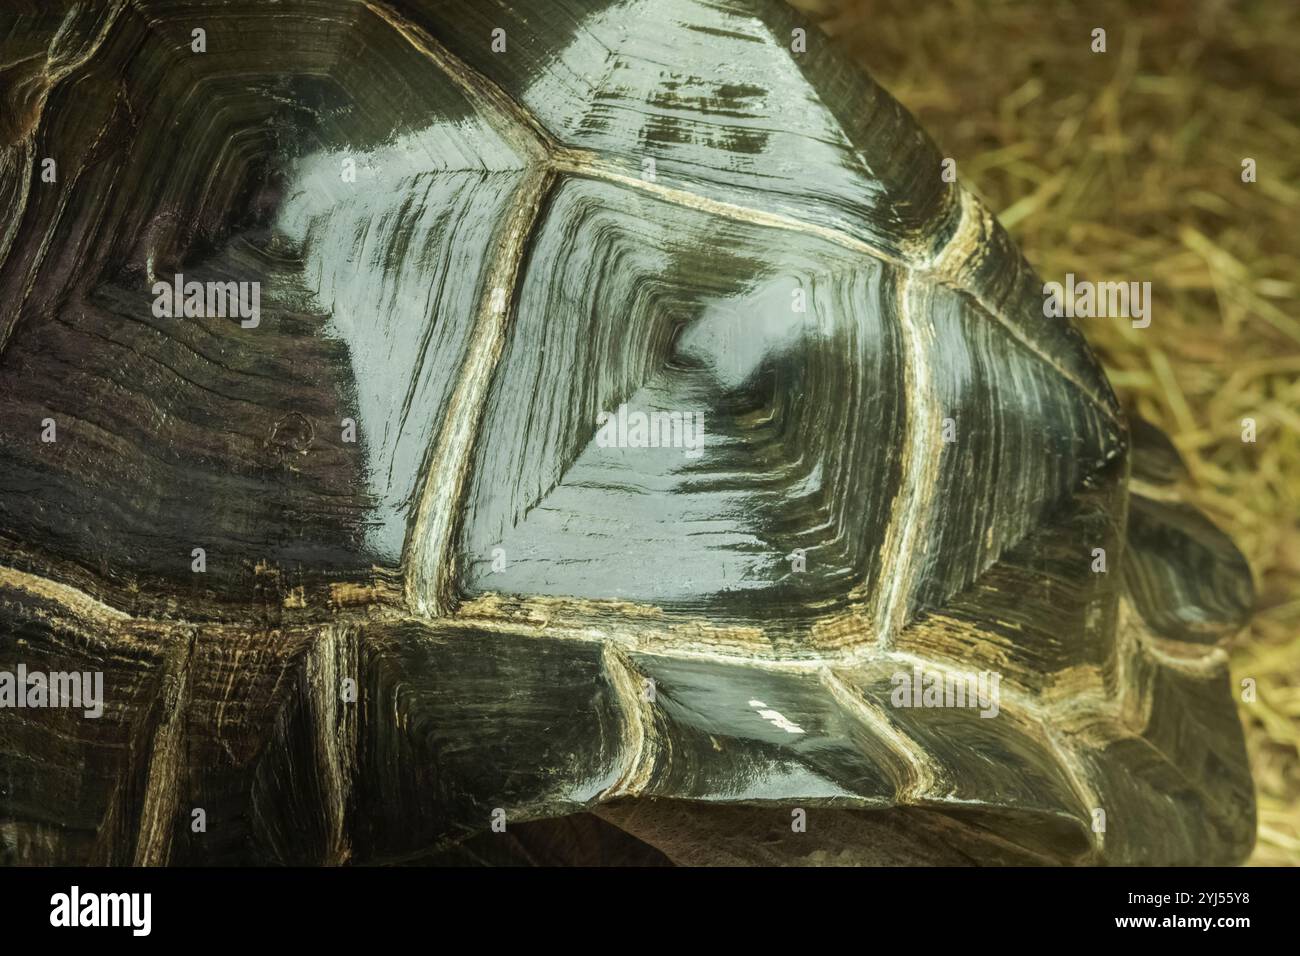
[0,0,533,606]
[457,175,908,622]
[408,0,960,259]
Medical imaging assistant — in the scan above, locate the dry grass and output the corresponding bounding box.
[794,0,1300,864]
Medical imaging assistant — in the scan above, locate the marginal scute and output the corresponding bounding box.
[0,579,161,865]
[1125,497,1254,645]
[1123,416,1254,646]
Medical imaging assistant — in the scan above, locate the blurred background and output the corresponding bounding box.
[790,0,1299,864]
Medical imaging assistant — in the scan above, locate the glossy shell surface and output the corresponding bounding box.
[0,0,1254,865]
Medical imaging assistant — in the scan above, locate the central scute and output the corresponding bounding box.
[457,177,908,620]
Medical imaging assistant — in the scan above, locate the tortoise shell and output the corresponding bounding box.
[0,0,1254,865]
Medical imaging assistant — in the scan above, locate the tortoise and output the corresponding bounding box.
[0,0,1255,866]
